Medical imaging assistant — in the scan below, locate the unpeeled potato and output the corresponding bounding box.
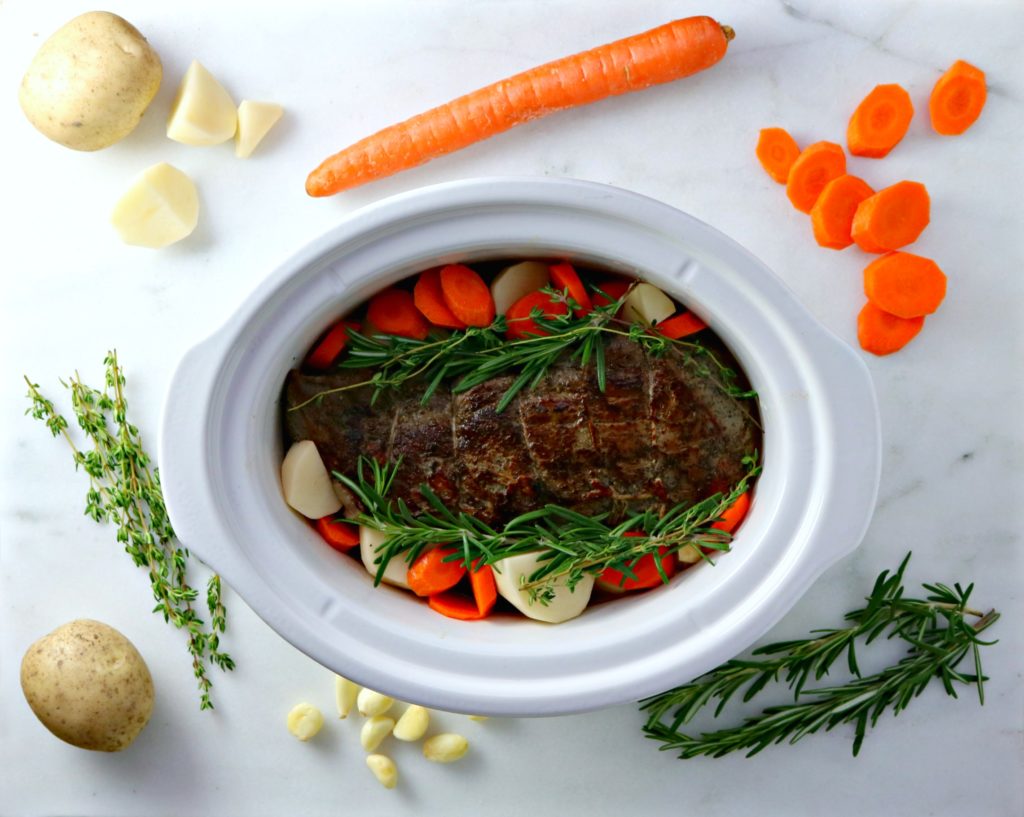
[19,12,162,151]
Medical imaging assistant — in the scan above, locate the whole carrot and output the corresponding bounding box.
[307,16,734,196]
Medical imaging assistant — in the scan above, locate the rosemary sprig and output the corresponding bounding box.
[336,454,760,603]
[25,351,234,710]
[289,286,755,414]
[640,553,999,758]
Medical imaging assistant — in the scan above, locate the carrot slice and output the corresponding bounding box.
[756,127,800,183]
[505,290,570,340]
[413,268,467,329]
[847,84,914,158]
[306,320,359,369]
[786,141,847,213]
[657,311,707,339]
[439,264,496,327]
[315,516,360,552]
[851,181,930,253]
[366,288,430,340]
[468,561,497,616]
[306,17,733,196]
[863,252,947,318]
[930,60,986,135]
[428,591,488,620]
[591,279,632,307]
[407,547,467,597]
[713,491,751,534]
[549,261,593,316]
[599,547,676,591]
[810,175,875,250]
[857,301,924,356]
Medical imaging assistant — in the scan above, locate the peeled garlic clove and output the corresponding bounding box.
[393,704,430,741]
[623,282,675,326]
[366,754,398,789]
[110,162,198,248]
[235,100,283,158]
[423,733,469,763]
[281,440,341,519]
[334,675,359,719]
[167,60,236,145]
[360,715,395,751]
[492,551,594,623]
[357,687,395,717]
[286,702,323,741]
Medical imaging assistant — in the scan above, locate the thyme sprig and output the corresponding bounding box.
[25,352,234,710]
[335,454,760,603]
[640,553,999,758]
[289,286,755,415]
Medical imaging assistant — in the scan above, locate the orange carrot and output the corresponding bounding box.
[846,84,914,158]
[810,174,874,250]
[306,320,359,369]
[407,547,466,597]
[657,311,707,339]
[439,264,496,327]
[306,17,734,196]
[713,491,751,534]
[413,268,467,329]
[505,290,570,339]
[600,544,676,591]
[549,261,593,315]
[367,288,430,340]
[428,591,488,621]
[857,301,924,356]
[786,141,847,213]
[591,279,632,307]
[851,181,930,253]
[756,127,800,183]
[468,561,497,616]
[315,516,360,552]
[863,252,947,318]
[930,60,986,135]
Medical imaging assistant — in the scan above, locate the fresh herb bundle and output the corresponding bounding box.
[336,454,760,603]
[641,553,999,758]
[288,287,756,415]
[25,352,234,710]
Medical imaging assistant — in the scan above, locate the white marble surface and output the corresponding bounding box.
[1,1,1022,815]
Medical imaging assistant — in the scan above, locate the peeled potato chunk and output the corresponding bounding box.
[360,526,412,589]
[281,440,342,519]
[623,283,675,326]
[492,552,594,623]
[235,100,283,158]
[111,162,198,248]
[490,262,550,315]
[167,60,237,145]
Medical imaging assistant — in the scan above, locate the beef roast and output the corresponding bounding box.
[283,335,759,525]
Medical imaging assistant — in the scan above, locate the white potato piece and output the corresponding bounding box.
[235,100,283,158]
[360,526,412,589]
[110,162,199,248]
[167,60,237,145]
[19,12,162,151]
[623,282,675,326]
[492,552,594,623]
[281,440,342,519]
[20,619,154,752]
[490,261,550,315]
[366,754,398,789]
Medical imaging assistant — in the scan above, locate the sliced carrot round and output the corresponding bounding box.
[810,175,875,250]
[786,141,847,214]
[756,127,800,183]
[930,60,986,135]
[847,84,914,158]
[428,591,488,620]
[505,290,569,339]
[468,561,497,616]
[306,320,359,369]
[656,311,707,339]
[407,547,466,597]
[367,288,430,340]
[712,491,751,534]
[439,264,495,327]
[851,180,930,253]
[414,268,467,329]
[599,547,676,591]
[315,516,360,552]
[857,301,925,356]
[549,261,593,315]
[591,279,632,307]
[863,252,947,318]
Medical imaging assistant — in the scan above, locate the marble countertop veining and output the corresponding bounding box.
[1,1,1022,815]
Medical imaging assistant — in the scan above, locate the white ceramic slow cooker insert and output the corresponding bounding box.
[160,178,881,716]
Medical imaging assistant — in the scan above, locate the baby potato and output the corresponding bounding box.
[19,12,162,151]
[20,619,154,752]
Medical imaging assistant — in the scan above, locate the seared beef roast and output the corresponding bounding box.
[283,335,758,525]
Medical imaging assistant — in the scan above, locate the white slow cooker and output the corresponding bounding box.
[159,177,881,716]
